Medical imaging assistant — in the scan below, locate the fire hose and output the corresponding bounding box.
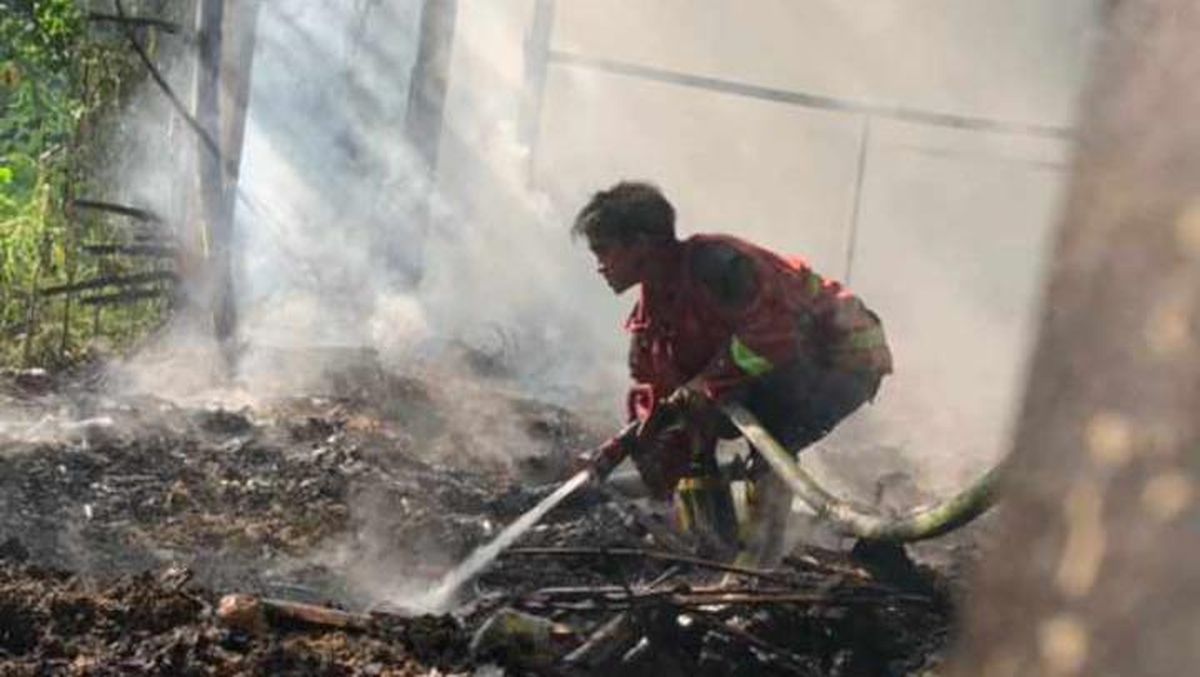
[596,401,1003,542]
[427,402,1004,607]
[718,401,1004,542]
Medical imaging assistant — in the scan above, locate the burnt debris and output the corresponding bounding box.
[0,368,958,675]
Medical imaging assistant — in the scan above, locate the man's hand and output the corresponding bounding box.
[632,383,705,449]
[665,383,706,413]
[661,382,718,426]
[574,423,639,481]
[660,382,739,440]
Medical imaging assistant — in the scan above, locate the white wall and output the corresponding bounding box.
[438,1,1102,492]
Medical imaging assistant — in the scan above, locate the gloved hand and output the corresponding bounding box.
[665,383,706,414]
[654,383,739,441]
[574,426,637,481]
[651,384,716,432]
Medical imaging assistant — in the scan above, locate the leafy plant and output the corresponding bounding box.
[1,0,169,368]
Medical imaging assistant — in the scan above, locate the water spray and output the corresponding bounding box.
[415,469,593,611]
[407,401,1005,613]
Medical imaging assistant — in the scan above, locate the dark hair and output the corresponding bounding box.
[571,181,676,244]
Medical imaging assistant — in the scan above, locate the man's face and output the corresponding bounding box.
[588,236,650,294]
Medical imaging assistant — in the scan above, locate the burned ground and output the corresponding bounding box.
[0,366,960,675]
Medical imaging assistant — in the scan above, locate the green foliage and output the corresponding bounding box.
[2,0,80,196]
[1,1,167,368]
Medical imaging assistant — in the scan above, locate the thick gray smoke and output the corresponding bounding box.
[225,0,625,414]
[229,1,1106,490]
[234,0,429,373]
[418,0,1103,495]
[112,1,1103,496]
[65,0,1107,607]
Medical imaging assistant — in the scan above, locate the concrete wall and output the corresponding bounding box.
[436,1,1101,493]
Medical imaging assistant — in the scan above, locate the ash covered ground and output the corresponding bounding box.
[0,362,968,676]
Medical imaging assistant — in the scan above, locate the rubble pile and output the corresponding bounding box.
[0,368,957,675]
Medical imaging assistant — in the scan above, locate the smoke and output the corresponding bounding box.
[158,0,1104,493]
[76,0,1107,595]
[509,0,1103,496]
[191,0,627,412]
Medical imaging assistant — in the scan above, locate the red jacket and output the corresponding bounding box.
[625,234,892,423]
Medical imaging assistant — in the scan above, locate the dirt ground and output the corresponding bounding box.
[0,363,965,676]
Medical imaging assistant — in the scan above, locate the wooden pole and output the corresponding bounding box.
[193,0,261,372]
[194,0,226,358]
[952,2,1200,674]
[399,0,458,288]
[405,0,458,175]
[519,0,555,182]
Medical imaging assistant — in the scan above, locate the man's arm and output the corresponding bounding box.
[685,241,891,401]
[685,241,799,400]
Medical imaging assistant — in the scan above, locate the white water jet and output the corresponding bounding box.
[412,469,592,612]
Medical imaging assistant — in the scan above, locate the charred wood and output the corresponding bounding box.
[690,611,820,676]
[217,594,371,635]
[71,199,164,224]
[41,271,176,297]
[86,12,182,34]
[504,546,797,586]
[82,243,177,257]
[79,287,167,307]
[561,612,640,671]
[114,0,225,171]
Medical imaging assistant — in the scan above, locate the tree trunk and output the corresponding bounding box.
[406,0,458,174]
[193,0,260,371]
[951,2,1200,675]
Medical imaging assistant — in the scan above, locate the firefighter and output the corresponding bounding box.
[576,181,893,564]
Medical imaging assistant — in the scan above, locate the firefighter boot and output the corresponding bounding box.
[672,432,740,560]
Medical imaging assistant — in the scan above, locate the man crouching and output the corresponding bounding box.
[576,181,892,564]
